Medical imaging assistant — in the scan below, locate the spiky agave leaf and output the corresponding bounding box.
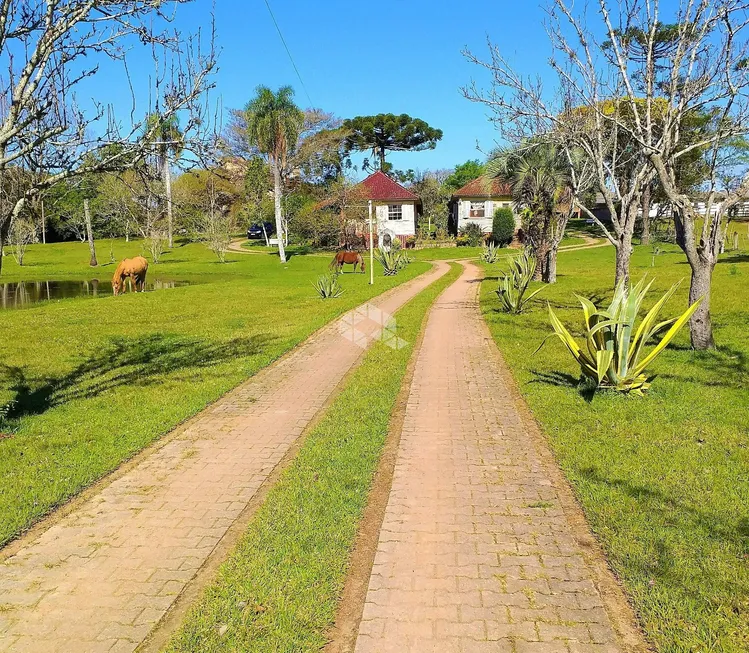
[547,278,702,394]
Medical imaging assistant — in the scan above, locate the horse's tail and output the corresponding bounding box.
[329,255,338,270]
[359,253,365,273]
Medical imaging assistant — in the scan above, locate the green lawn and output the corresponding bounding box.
[0,239,429,546]
[480,244,749,652]
[166,263,462,652]
[559,234,589,247]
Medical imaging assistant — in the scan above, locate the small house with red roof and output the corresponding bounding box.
[356,171,420,247]
[450,175,519,235]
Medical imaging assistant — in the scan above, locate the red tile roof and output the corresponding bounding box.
[452,175,513,198]
[358,171,419,201]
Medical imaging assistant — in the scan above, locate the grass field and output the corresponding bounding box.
[0,239,430,547]
[166,263,462,652]
[480,243,749,652]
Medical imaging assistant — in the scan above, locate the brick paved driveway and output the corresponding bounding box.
[354,262,632,653]
[0,263,449,653]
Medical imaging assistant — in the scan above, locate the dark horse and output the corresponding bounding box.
[330,251,365,274]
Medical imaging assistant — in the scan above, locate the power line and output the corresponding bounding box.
[262,0,314,107]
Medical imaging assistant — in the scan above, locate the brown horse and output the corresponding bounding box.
[112,256,149,295]
[330,251,365,274]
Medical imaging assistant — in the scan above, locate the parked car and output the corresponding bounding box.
[247,222,275,240]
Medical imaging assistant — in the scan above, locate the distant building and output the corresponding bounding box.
[449,175,520,235]
[355,171,420,247]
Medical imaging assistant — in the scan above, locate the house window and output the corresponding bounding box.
[388,204,403,221]
[469,201,486,218]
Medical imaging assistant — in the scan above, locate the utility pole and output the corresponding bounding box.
[368,200,374,285]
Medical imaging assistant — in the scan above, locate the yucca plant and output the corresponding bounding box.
[376,248,409,276]
[313,272,344,299]
[547,278,702,395]
[496,249,543,313]
[396,250,412,271]
[481,241,500,264]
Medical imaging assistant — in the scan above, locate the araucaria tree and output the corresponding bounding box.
[343,114,443,171]
[0,0,216,275]
[243,86,305,263]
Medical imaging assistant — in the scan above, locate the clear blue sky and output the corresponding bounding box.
[97,1,555,174]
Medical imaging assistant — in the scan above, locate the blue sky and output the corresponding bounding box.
[87,0,559,176]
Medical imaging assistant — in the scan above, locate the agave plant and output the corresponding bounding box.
[547,278,702,395]
[481,241,500,264]
[496,249,543,313]
[376,248,409,276]
[313,272,344,299]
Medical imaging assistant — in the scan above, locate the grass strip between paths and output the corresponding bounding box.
[164,262,461,653]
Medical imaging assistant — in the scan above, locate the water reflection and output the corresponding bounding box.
[0,279,191,310]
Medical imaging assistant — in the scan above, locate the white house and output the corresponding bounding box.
[357,171,420,247]
[450,175,519,234]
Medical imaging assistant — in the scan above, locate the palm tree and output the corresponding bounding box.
[144,113,183,248]
[244,86,304,263]
[489,143,574,283]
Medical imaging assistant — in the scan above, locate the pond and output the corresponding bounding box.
[0,278,192,310]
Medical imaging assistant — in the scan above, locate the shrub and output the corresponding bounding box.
[547,278,702,395]
[496,249,543,313]
[480,241,500,264]
[313,272,344,299]
[376,248,410,275]
[456,235,471,247]
[405,235,417,249]
[459,221,484,247]
[492,207,515,247]
[376,248,400,275]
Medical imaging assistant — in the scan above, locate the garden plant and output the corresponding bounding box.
[495,249,543,313]
[546,277,702,394]
[492,207,515,247]
[313,271,344,299]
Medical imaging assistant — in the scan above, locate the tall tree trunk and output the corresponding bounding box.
[84,198,98,267]
[379,147,386,172]
[41,199,46,244]
[272,159,287,263]
[0,217,9,277]
[164,158,174,248]
[688,258,716,350]
[544,245,558,283]
[641,185,651,246]
[614,231,632,288]
[532,241,548,281]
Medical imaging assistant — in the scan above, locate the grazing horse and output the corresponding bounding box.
[112,256,149,295]
[330,251,365,274]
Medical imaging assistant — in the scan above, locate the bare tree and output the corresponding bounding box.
[587,0,749,349]
[9,214,36,266]
[464,0,749,349]
[462,4,659,287]
[0,0,217,275]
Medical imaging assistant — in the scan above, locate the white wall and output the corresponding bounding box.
[375,201,417,243]
[456,197,519,233]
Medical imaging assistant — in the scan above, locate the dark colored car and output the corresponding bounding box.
[247,222,275,240]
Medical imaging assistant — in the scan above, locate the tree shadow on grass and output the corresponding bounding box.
[656,344,749,390]
[0,332,274,422]
[528,369,596,403]
[578,465,749,599]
